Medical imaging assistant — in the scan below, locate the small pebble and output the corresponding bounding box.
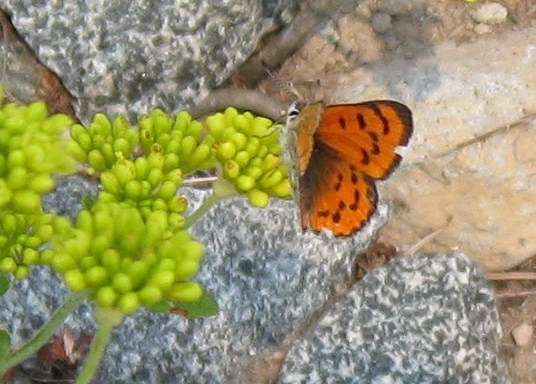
[474,23,492,35]
[512,322,533,347]
[371,12,392,34]
[471,3,508,25]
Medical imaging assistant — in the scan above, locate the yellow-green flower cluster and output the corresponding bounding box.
[0,101,75,213]
[138,109,215,174]
[68,114,138,174]
[99,155,187,230]
[0,213,60,279]
[206,107,292,207]
[47,202,204,314]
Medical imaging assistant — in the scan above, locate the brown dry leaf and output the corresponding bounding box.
[0,9,76,118]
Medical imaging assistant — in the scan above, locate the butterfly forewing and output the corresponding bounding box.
[314,101,413,180]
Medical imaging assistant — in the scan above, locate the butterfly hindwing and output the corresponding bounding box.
[314,100,413,180]
[299,150,378,236]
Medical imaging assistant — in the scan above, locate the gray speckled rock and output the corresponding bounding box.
[1,0,270,122]
[278,253,509,384]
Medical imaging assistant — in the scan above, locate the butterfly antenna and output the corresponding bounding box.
[262,60,304,102]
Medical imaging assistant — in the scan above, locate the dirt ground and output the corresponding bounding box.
[267,0,536,383]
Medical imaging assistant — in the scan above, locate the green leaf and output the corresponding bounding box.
[0,329,11,358]
[81,193,97,210]
[0,272,9,295]
[169,290,219,319]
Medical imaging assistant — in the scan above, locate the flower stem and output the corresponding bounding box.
[184,178,237,228]
[0,290,89,376]
[75,306,124,384]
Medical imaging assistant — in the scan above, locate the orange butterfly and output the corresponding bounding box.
[286,100,413,236]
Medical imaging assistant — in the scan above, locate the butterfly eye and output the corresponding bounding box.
[286,102,303,124]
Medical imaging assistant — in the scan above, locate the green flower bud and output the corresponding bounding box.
[127,260,149,287]
[25,101,48,122]
[139,127,154,153]
[216,141,236,160]
[65,269,86,291]
[235,174,255,192]
[174,110,191,131]
[147,168,164,188]
[179,135,197,158]
[186,120,203,138]
[14,265,29,279]
[117,292,140,314]
[66,140,88,163]
[113,160,136,186]
[179,240,205,262]
[247,188,269,208]
[261,154,279,172]
[168,196,187,213]
[0,257,16,273]
[28,174,55,193]
[163,153,180,171]
[174,259,200,280]
[93,114,113,137]
[100,172,121,195]
[8,149,25,168]
[96,286,117,307]
[230,132,247,151]
[112,272,133,293]
[91,134,106,150]
[90,234,113,256]
[205,113,227,139]
[113,137,131,157]
[7,167,27,189]
[167,212,185,229]
[101,249,121,273]
[153,114,172,136]
[22,248,39,265]
[244,137,261,157]
[232,114,250,133]
[138,285,163,306]
[12,190,41,213]
[36,224,53,241]
[243,165,263,180]
[88,149,107,172]
[189,144,211,165]
[134,157,150,179]
[256,144,269,159]
[223,107,239,121]
[112,115,130,138]
[271,179,293,198]
[124,180,142,199]
[234,150,250,168]
[222,160,240,179]
[86,266,108,287]
[257,169,283,189]
[252,116,273,136]
[80,256,97,270]
[2,214,17,234]
[24,236,42,249]
[52,253,76,273]
[166,282,202,302]
[70,124,93,152]
[164,169,183,184]
[147,152,165,170]
[44,113,73,134]
[157,180,177,200]
[149,270,175,290]
[100,143,115,166]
